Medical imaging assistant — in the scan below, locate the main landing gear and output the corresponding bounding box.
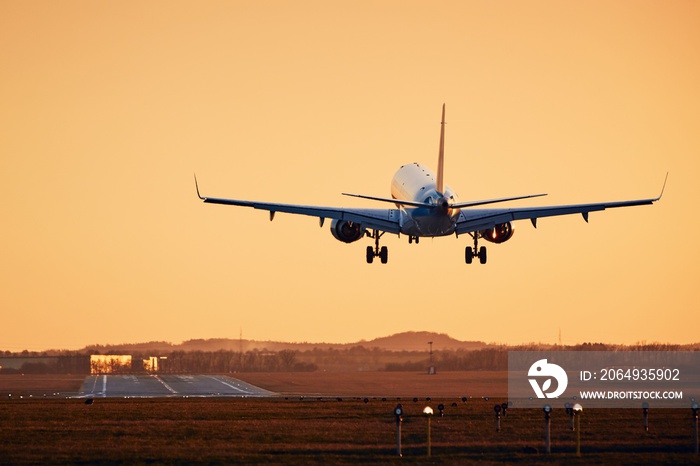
[364,231,487,265]
[465,233,487,264]
[366,230,388,264]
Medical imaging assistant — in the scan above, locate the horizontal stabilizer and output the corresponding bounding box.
[343,192,548,209]
[451,193,547,208]
[342,192,433,208]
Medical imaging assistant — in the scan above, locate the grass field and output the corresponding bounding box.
[1,373,698,465]
[237,371,508,398]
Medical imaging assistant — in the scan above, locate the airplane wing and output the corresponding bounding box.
[455,191,664,235]
[196,178,402,234]
[196,174,666,238]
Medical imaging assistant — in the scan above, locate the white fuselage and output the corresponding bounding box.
[390,163,461,237]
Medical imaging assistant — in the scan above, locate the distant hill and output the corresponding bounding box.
[79,332,487,354]
[361,331,485,351]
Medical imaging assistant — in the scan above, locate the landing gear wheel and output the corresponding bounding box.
[478,246,487,264]
[366,229,388,264]
[379,246,388,264]
[466,232,488,265]
[465,247,474,264]
[365,230,389,264]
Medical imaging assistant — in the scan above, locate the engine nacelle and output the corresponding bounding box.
[480,222,514,244]
[330,219,364,243]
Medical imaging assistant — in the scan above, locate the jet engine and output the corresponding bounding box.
[481,222,514,244]
[330,219,364,243]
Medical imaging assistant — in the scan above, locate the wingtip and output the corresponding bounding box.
[657,172,669,200]
[194,173,205,200]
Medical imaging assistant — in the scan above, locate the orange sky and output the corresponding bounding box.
[1,1,698,351]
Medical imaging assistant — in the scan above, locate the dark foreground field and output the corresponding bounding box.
[1,374,699,465]
[2,397,699,465]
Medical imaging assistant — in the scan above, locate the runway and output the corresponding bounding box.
[76,374,276,398]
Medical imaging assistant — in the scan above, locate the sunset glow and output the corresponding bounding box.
[1,1,698,350]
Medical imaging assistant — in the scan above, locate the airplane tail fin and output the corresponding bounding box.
[437,103,446,194]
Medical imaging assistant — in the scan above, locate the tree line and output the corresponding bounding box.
[1,342,696,375]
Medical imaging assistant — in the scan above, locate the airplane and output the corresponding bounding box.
[195,104,665,264]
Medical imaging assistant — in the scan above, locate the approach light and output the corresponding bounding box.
[572,403,583,456]
[394,404,404,457]
[423,406,434,457]
[642,402,650,432]
[494,404,502,432]
[543,404,552,454]
[501,402,509,416]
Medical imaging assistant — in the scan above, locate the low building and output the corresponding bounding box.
[90,355,132,374]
